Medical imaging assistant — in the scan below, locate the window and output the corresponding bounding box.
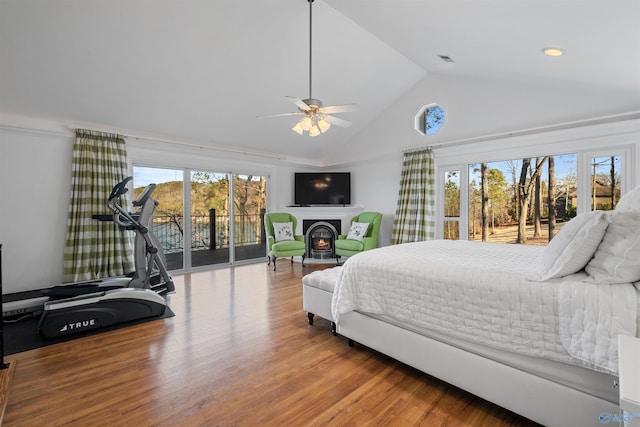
[133,166,184,270]
[232,174,268,263]
[590,156,621,211]
[133,166,268,271]
[425,105,445,135]
[435,121,636,244]
[190,170,231,268]
[414,104,445,136]
[462,150,628,245]
[468,154,579,244]
[443,170,460,240]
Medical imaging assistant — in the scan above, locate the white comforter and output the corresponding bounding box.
[331,240,637,374]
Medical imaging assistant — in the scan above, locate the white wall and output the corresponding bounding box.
[2,114,638,294]
[1,118,380,293]
[0,122,301,293]
[348,154,403,248]
[0,119,400,292]
[1,126,74,293]
[273,156,403,247]
[330,72,640,166]
[332,70,640,245]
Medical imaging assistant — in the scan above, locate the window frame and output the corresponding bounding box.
[579,147,631,213]
[434,120,638,241]
[436,166,468,240]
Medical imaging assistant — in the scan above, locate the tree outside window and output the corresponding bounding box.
[444,171,460,240]
[590,156,621,211]
[468,154,579,245]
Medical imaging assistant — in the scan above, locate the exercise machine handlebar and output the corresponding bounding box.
[107,177,156,231]
[108,176,133,201]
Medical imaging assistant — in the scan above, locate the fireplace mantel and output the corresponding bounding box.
[280,206,364,235]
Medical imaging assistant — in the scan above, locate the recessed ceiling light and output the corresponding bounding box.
[542,47,565,57]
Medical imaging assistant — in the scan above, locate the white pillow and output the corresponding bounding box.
[585,212,640,284]
[346,222,370,242]
[273,222,294,242]
[528,210,610,281]
[615,184,640,213]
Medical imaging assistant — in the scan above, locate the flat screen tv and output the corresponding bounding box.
[294,172,351,206]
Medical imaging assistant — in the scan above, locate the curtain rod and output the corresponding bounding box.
[66,125,286,161]
[404,111,640,153]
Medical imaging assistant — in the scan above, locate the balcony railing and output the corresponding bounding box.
[151,209,266,254]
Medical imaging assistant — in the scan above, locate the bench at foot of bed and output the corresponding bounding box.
[302,267,341,336]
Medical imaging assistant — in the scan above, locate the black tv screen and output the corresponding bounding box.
[294,172,351,206]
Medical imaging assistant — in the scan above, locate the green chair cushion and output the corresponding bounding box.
[272,240,305,251]
[335,239,364,252]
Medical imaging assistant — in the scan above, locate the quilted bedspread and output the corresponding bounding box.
[331,240,637,374]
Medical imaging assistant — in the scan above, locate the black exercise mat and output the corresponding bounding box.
[3,307,175,355]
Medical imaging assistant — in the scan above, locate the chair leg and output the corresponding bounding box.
[290,256,294,264]
[307,312,314,325]
[331,322,337,336]
[301,255,305,266]
[272,256,277,271]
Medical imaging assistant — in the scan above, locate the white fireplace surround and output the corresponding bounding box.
[281,206,364,236]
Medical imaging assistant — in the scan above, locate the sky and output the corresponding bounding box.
[468,154,579,185]
[133,167,263,189]
[133,166,183,188]
[466,154,622,189]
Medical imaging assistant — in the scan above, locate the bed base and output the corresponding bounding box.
[338,311,620,427]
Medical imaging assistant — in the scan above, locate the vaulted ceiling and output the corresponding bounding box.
[1,0,639,166]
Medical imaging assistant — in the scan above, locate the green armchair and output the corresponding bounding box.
[264,212,306,271]
[335,212,382,263]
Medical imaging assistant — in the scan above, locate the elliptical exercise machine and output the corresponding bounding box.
[34,177,175,339]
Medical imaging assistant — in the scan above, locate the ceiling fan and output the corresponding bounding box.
[259,0,358,137]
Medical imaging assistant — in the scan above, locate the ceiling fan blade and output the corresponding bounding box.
[257,112,304,119]
[324,115,352,128]
[319,104,359,114]
[285,96,311,111]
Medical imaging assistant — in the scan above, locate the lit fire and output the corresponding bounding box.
[314,238,331,250]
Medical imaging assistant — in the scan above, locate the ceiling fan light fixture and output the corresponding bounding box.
[309,125,321,137]
[318,117,331,133]
[292,122,304,135]
[300,116,313,131]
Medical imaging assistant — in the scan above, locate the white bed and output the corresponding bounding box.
[330,188,640,427]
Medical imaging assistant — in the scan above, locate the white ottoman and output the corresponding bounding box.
[302,266,342,335]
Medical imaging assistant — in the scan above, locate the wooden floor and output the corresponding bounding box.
[3,262,540,427]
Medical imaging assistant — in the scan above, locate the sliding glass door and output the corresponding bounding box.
[132,166,184,270]
[133,166,268,271]
[233,174,267,262]
[190,170,230,268]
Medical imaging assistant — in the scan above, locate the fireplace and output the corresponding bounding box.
[303,220,340,260]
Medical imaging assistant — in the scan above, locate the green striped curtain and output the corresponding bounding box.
[391,148,436,244]
[63,130,134,282]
